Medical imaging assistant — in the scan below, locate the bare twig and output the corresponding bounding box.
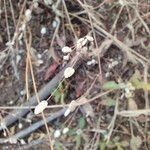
[0,108,66,144]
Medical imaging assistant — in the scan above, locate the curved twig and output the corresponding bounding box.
[0,108,66,143]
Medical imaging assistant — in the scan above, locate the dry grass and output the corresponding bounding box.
[0,0,149,149]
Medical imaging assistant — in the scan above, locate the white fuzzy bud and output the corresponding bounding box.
[34,101,48,115]
[62,46,72,53]
[63,128,69,134]
[54,129,61,138]
[64,67,75,78]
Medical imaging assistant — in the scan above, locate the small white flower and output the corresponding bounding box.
[41,27,47,35]
[86,35,94,42]
[63,127,69,134]
[25,9,32,21]
[54,129,61,138]
[34,101,48,115]
[62,46,72,53]
[64,67,75,78]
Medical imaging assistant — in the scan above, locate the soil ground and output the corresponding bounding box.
[0,0,150,149]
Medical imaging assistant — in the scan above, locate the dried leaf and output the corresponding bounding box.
[102,81,121,90]
[75,81,86,97]
[81,97,94,118]
[82,103,94,117]
[49,47,61,64]
[56,34,65,47]
[44,63,58,80]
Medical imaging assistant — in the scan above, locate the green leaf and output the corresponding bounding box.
[53,90,61,103]
[60,93,65,104]
[103,81,121,90]
[67,129,76,136]
[52,82,67,104]
[78,117,86,129]
[130,70,150,90]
